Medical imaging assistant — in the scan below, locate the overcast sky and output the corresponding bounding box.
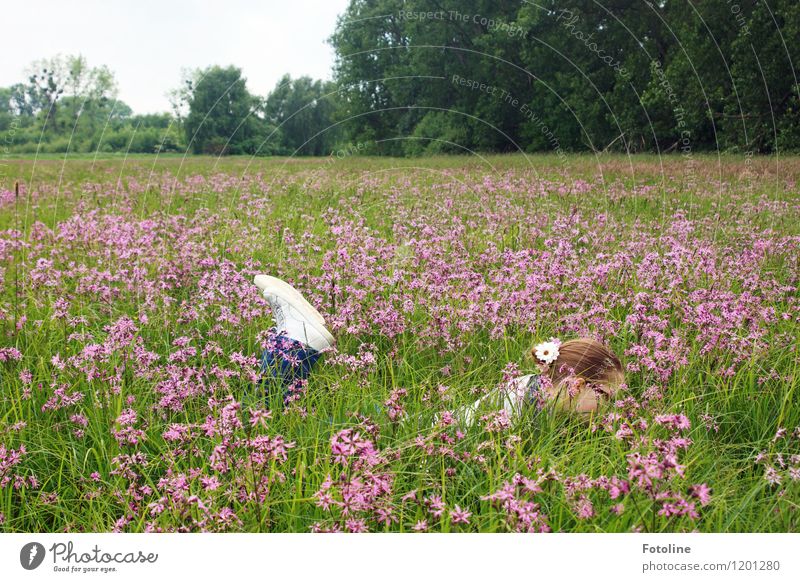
[1,0,351,114]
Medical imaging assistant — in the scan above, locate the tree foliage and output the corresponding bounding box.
[183,65,267,155]
[3,3,797,157]
[263,75,342,155]
[329,0,800,154]
[1,54,182,154]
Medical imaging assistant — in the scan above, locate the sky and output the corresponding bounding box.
[1,0,351,114]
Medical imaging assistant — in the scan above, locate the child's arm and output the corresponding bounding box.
[452,389,497,426]
[447,375,534,426]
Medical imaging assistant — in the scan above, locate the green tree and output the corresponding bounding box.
[329,0,799,154]
[263,75,342,155]
[0,87,13,131]
[184,65,264,155]
[728,0,800,152]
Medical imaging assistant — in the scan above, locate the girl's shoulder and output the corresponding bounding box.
[501,374,543,415]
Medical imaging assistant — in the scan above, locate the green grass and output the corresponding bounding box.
[0,153,798,532]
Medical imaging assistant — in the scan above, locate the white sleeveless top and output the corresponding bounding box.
[452,374,541,426]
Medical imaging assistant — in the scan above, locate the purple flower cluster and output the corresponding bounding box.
[0,161,797,532]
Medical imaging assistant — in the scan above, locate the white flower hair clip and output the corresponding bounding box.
[534,338,561,365]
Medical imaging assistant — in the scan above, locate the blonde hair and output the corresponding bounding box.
[531,338,624,407]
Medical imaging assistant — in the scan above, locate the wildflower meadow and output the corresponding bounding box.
[0,154,798,533]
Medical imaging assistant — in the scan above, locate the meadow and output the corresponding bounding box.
[0,153,798,532]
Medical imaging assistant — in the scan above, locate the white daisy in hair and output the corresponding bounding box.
[534,339,560,365]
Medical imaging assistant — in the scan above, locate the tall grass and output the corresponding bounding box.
[0,154,797,532]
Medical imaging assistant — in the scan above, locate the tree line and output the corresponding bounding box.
[1,55,183,154]
[330,0,799,155]
[0,55,341,156]
[2,1,797,156]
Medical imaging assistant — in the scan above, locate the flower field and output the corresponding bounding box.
[0,154,798,532]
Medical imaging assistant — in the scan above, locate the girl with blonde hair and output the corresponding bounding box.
[455,337,625,424]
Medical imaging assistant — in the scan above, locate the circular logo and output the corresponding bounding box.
[20,542,46,570]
